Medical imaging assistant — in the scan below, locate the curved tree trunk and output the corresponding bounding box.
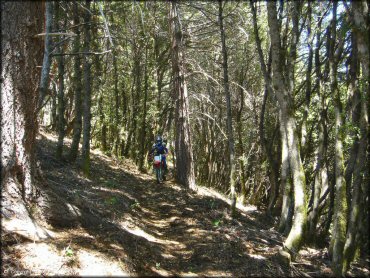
[267,1,307,257]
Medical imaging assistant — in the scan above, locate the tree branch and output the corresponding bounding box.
[51,50,112,57]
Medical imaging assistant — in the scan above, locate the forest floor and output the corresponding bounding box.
[2,129,369,277]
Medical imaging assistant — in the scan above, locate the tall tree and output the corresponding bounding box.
[38,1,53,111]
[1,0,43,214]
[139,46,149,171]
[328,2,348,275]
[170,1,196,190]
[69,0,83,162]
[218,0,237,216]
[267,1,307,258]
[55,2,66,159]
[81,0,92,175]
[307,11,328,241]
[250,1,280,215]
[343,0,369,273]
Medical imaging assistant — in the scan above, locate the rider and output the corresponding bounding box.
[149,135,168,172]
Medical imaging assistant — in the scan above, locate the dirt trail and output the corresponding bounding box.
[2,130,369,277]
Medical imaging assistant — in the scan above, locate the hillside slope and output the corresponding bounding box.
[2,130,369,277]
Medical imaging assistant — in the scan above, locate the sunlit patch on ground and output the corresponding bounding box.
[12,241,129,276]
[248,253,267,260]
[76,249,128,276]
[119,219,186,248]
[14,242,66,275]
[196,186,257,213]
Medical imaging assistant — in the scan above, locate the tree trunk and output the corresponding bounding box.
[301,2,313,160]
[343,1,369,273]
[218,0,236,216]
[56,2,66,160]
[51,81,57,130]
[139,47,149,171]
[81,0,92,176]
[329,3,348,275]
[352,0,369,261]
[307,15,328,241]
[278,111,293,235]
[170,0,196,190]
[113,51,120,157]
[1,0,43,214]
[236,71,247,204]
[344,33,361,213]
[69,0,83,162]
[250,1,279,214]
[38,1,53,111]
[267,1,307,257]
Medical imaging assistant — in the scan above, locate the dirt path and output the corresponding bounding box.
[2,130,369,277]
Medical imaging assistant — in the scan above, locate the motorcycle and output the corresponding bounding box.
[152,153,166,183]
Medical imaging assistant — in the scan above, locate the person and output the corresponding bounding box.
[149,135,168,173]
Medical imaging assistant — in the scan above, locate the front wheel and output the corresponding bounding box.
[155,167,163,183]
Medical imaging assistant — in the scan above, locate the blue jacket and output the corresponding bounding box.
[151,143,168,156]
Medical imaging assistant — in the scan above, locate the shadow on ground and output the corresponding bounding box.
[17,131,366,277]
[32,132,289,276]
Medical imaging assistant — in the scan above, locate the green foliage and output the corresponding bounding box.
[104,179,120,189]
[65,246,74,257]
[212,218,222,227]
[130,201,140,209]
[105,196,119,206]
[212,219,221,227]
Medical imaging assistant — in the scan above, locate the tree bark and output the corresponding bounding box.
[267,1,307,257]
[170,0,196,190]
[51,81,57,130]
[328,3,348,275]
[38,1,53,111]
[55,2,66,160]
[139,47,149,171]
[343,1,369,273]
[351,0,369,261]
[218,0,237,216]
[69,0,83,162]
[81,0,92,176]
[308,18,328,241]
[113,47,120,157]
[250,1,280,214]
[1,1,43,205]
[344,33,360,208]
[278,112,293,235]
[301,2,313,161]
[236,70,247,204]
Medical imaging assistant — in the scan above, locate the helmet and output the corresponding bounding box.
[156,135,162,144]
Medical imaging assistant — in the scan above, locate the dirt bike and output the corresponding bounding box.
[152,153,166,184]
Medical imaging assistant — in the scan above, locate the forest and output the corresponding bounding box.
[1,0,369,276]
